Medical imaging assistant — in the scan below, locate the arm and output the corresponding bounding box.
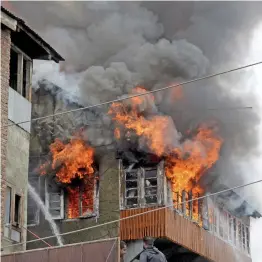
[139,252,147,262]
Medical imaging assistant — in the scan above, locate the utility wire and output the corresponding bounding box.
[4,61,262,128]
[105,238,118,262]
[3,178,262,249]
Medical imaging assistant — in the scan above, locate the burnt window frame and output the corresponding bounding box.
[9,44,32,101]
[45,173,99,221]
[120,160,165,209]
[64,176,98,220]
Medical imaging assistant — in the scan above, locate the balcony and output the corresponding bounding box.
[120,207,251,262]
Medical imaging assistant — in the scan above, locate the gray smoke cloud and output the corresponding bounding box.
[11,0,262,188]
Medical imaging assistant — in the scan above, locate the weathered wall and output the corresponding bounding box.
[1,26,11,235]
[27,85,120,249]
[2,238,119,262]
[2,121,30,253]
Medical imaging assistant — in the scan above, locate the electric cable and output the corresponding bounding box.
[2,178,262,249]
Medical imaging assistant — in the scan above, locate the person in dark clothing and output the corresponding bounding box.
[120,241,127,262]
[139,237,167,262]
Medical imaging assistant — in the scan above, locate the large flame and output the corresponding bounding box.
[109,86,223,219]
[40,137,95,219]
[41,138,94,183]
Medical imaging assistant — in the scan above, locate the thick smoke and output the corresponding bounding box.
[11,1,262,183]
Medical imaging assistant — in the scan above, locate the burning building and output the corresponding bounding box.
[25,82,261,262]
[7,2,262,261]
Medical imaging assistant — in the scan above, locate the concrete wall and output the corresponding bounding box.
[8,87,32,132]
[1,26,11,235]
[2,120,30,254]
[27,154,120,249]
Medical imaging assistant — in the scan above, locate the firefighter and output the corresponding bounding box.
[139,237,167,262]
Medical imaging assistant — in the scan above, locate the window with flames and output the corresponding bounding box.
[45,176,98,220]
[121,161,167,209]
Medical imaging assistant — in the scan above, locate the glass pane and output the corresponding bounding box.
[11,229,21,242]
[145,169,157,178]
[145,178,157,187]
[5,187,11,224]
[126,171,138,180]
[49,193,61,202]
[145,195,157,204]
[126,198,138,206]
[126,189,138,197]
[145,187,157,196]
[126,180,138,188]
[50,209,61,217]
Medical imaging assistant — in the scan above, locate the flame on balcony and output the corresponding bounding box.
[109,86,223,221]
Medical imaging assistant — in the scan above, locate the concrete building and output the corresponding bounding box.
[1,6,63,254]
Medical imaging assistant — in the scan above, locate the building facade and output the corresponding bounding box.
[1,7,63,254]
[25,84,261,262]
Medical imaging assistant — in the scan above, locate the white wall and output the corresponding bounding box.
[8,87,31,133]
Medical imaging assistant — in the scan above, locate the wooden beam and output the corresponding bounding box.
[1,11,17,31]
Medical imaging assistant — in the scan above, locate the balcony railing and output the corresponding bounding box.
[173,190,250,256]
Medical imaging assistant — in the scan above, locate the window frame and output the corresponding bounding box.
[45,174,99,220]
[3,184,23,243]
[9,44,32,101]
[45,177,65,220]
[120,160,165,210]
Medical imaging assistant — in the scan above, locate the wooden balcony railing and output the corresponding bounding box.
[120,207,251,262]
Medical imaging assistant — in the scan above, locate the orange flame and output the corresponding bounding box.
[41,138,94,184]
[40,137,95,219]
[109,86,223,217]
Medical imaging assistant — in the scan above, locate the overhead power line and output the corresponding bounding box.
[4,61,262,128]
[3,178,262,249]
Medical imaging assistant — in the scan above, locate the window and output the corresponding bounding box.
[144,168,158,204]
[45,177,64,220]
[121,162,164,209]
[66,181,95,219]
[45,176,97,220]
[9,46,32,101]
[4,187,12,225]
[14,194,21,226]
[4,186,22,242]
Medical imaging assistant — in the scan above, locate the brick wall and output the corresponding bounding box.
[1,27,11,234]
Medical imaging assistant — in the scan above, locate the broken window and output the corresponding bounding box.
[45,176,97,220]
[66,178,95,219]
[121,161,164,209]
[144,168,158,205]
[125,170,139,208]
[9,46,32,101]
